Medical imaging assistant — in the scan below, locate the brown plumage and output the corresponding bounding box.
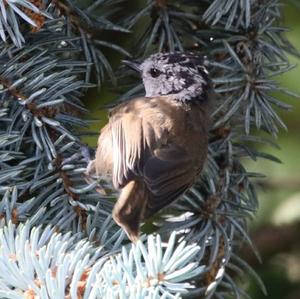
[88,96,209,241]
[87,52,211,242]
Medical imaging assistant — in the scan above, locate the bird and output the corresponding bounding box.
[86,52,212,242]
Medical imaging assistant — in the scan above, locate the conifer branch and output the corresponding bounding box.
[0,0,298,298]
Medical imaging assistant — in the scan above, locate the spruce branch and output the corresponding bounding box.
[201,0,299,136]
[0,38,121,241]
[0,0,50,47]
[48,0,131,87]
[202,0,252,29]
[0,220,103,299]
[0,0,298,298]
[122,0,203,57]
[85,232,205,299]
[0,218,205,299]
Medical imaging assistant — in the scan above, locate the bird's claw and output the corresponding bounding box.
[83,172,107,195]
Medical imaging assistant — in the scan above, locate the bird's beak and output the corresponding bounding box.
[122,60,141,73]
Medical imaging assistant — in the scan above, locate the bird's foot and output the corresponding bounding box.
[84,170,107,195]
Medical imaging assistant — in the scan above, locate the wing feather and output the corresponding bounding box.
[111,113,144,188]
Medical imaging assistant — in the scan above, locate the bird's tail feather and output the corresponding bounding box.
[112,180,148,242]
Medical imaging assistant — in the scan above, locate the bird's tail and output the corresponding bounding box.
[112,180,149,242]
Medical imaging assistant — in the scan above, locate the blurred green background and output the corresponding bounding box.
[83,2,300,298]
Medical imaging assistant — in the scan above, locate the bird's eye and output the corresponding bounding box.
[149,68,161,78]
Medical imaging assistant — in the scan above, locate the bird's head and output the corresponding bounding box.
[123,52,210,102]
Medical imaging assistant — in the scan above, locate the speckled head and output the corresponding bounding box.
[125,52,210,102]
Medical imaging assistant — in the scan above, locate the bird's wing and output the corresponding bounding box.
[108,99,197,218]
[142,146,194,218]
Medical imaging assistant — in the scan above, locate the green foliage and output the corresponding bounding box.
[0,0,298,298]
